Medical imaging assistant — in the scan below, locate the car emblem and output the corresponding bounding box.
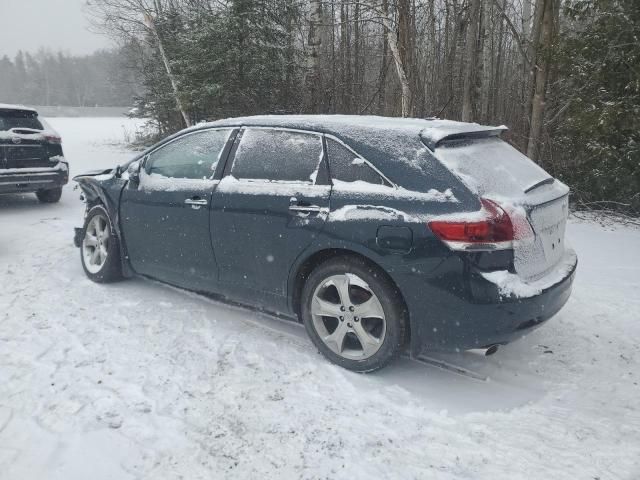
[11,137,21,144]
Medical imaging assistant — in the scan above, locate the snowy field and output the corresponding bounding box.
[1,117,639,480]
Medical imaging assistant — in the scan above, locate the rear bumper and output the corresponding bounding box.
[394,249,578,354]
[0,162,69,194]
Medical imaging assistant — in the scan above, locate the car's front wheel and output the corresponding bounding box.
[80,205,123,283]
[301,256,407,372]
[36,187,62,203]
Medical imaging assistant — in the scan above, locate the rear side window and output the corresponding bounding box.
[434,137,552,197]
[146,129,230,179]
[231,129,323,182]
[326,138,387,186]
[0,113,43,131]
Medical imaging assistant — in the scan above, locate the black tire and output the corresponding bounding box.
[301,255,408,373]
[36,187,62,203]
[80,205,123,283]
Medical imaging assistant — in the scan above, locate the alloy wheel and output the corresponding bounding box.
[311,273,386,360]
[82,214,110,274]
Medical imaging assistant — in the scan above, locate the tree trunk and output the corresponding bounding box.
[285,0,296,110]
[479,0,491,123]
[445,0,464,118]
[305,0,323,112]
[340,1,351,112]
[461,0,480,122]
[442,0,451,111]
[397,0,416,115]
[526,0,555,161]
[330,0,337,112]
[427,0,437,114]
[525,0,545,127]
[353,2,361,111]
[145,14,190,128]
[377,0,389,114]
[522,0,532,84]
[492,0,507,121]
[381,13,411,117]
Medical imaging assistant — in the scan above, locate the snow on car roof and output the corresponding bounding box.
[188,115,503,192]
[199,114,506,150]
[0,103,38,113]
[134,115,501,200]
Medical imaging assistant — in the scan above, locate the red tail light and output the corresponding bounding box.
[44,134,61,144]
[428,198,531,251]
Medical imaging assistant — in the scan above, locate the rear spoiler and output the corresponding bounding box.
[420,124,508,150]
[0,108,39,117]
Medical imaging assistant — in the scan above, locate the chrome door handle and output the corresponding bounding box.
[185,198,208,209]
[288,205,323,213]
[289,196,324,216]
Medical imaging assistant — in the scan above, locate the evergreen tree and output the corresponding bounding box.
[551,0,640,213]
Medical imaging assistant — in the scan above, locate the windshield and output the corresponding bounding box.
[0,113,44,131]
[433,137,552,198]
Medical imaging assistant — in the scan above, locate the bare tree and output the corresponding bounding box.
[526,0,556,161]
[461,0,480,121]
[88,0,191,126]
[305,0,324,112]
[381,10,412,117]
[144,14,191,127]
[86,0,569,165]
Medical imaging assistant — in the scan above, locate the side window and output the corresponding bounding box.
[145,129,230,180]
[326,138,388,186]
[230,129,323,182]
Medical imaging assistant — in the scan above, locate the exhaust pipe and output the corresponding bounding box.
[468,344,500,356]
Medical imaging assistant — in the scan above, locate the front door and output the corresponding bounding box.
[120,128,234,291]
[210,127,330,308]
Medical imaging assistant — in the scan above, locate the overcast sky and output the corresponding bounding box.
[0,0,111,58]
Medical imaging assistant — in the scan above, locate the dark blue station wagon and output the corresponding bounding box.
[74,115,577,372]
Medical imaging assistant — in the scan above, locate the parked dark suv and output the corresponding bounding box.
[74,115,577,372]
[0,104,68,202]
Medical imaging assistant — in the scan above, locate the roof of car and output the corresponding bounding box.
[136,114,504,197]
[0,103,38,113]
[198,114,506,150]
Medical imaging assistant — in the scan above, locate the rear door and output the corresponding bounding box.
[210,127,330,306]
[120,128,234,290]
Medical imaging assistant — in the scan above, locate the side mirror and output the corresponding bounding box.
[127,160,142,186]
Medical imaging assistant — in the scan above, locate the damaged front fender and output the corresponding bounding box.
[73,168,134,277]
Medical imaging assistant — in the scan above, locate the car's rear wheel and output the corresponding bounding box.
[301,256,407,372]
[80,205,123,283]
[36,187,62,203]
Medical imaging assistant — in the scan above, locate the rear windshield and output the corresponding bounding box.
[0,113,43,131]
[433,137,552,198]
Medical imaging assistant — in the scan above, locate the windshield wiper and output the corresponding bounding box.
[525,177,555,194]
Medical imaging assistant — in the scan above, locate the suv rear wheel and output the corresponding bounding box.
[36,187,62,203]
[301,256,407,372]
[80,205,123,283]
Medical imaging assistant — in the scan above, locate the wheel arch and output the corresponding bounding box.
[289,247,411,345]
[76,178,119,223]
[77,177,134,277]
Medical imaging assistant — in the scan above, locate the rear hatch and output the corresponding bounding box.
[0,108,60,169]
[431,135,570,281]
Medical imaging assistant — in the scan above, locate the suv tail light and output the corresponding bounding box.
[44,134,61,144]
[428,198,532,251]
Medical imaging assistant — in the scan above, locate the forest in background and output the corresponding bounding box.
[87,0,638,213]
[3,0,637,213]
[0,48,142,108]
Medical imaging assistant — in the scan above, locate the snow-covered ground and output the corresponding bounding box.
[1,117,639,479]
